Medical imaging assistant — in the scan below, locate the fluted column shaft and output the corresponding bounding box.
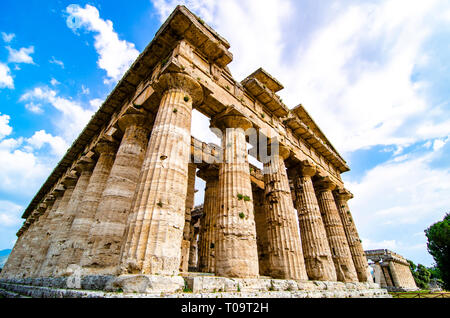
[19,202,53,277]
[212,114,259,278]
[388,261,401,287]
[31,193,63,277]
[315,181,358,282]
[39,175,78,277]
[81,114,151,275]
[120,73,202,275]
[253,188,270,276]
[181,163,197,272]
[197,167,219,273]
[291,166,336,281]
[64,140,117,270]
[334,190,370,282]
[263,149,308,280]
[53,158,95,276]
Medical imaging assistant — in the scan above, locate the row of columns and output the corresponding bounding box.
[2,72,368,284]
[194,151,370,282]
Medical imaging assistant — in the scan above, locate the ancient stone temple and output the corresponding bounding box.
[0,6,389,298]
[366,249,418,292]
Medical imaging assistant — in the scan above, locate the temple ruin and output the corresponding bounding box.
[366,249,418,292]
[0,6,389,298]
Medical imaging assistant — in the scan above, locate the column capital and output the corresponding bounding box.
[62,172,78,188]
[43,195,55,203]
[266,140,291,160]
[117,112,154,133]
[314,175,337,192]
[196,165,219,181]
[300,159,317,177]
[154,72,204,106]
[333,188,354,202]
[94,136,119,155]
[74,156,95,173]
[52,184,66,197]
[210,107,253,131]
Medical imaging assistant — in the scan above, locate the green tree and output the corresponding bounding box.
[408,260,431,289]
[425,213,450,290]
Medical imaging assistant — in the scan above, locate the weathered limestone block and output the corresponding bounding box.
[290,162,336,281]
[334,188,370,282]
[314,177,358,282]
[197,166,219,273]
[120,73,203,275]
[81,113,152,275]
[63,138,118,272]
[211,111,259,278]
[180,163,197,272]
[253,187,270,276]
[263,145,308,280]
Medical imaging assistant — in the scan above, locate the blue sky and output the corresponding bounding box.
[1,0,449,267]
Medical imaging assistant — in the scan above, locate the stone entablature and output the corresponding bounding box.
[1,6,376,297]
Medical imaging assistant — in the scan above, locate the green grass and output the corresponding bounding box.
[390,291,450,298]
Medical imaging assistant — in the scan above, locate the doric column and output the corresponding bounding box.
[373,262,387,287]
[64,137,118,270]
[80,113,152,275]
[18,202,51,277]
[253,187,270,276]
[263,144,308,280]
[188,215,201,271]
[180,163,197,272]
[120,73,203,275]
[32,187,65,277]
[314,177,358,282]
[334,188,370,282]
[388,261,401,288]
[197,166,219,273]
[53,157,95,276]
[210,111,259,278]
[39,173,78,277]
[290,161,336,281]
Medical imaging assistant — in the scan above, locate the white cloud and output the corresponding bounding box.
[6,46,35,64]
[65,4,139,83]
[50,78,60,86]
[19,86,96,141]
[81,84,90,95]
[362,238,398,251]
[26,130,68,156]
[49,56,64,68]
[89,98,103,110]
[1,32,15,43]
[0,113,13,140]
[0,63,14,89]
[432,137,448,151]
[0,118,53,197]
[24,102,43,114]
[0,200,22,227]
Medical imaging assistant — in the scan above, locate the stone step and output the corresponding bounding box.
[0,281,391,298]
